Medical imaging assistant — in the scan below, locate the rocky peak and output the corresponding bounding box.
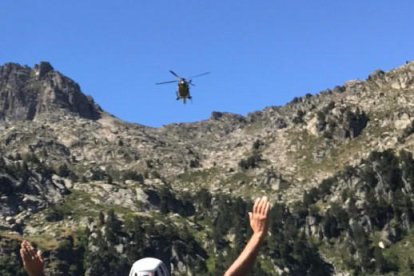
[33,61,54,78]
[0,62,102,121]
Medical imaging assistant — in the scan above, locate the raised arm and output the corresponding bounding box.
[224,196,270,276]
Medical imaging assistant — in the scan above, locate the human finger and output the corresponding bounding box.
[253,197,260,214]
[27,244,36,259]
[25,243,37,259]
[37,250,44,262]
[27,241,35,251]
[23,241,30,250]
[21,240,28,251]
[20,241,25,252]
[20,248,26,261]
[258,196,268,215]
[256,197,264,214]
[22,244,30,255]
[21,246,32,261]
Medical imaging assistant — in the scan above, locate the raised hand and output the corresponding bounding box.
[20,240,44,276]
[248,196,270,239]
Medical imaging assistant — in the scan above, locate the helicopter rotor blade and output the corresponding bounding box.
[169,70,181,79]
[156,80,178,85]
[189,72,210,79]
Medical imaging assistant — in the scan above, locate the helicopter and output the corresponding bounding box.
[156,70,210,103]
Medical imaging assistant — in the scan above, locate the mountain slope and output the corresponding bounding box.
[1,61,414,275]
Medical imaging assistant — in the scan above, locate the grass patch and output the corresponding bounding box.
[25,234,60,250]
[176,168,219,183]
[57,189,103,220]
[206,255,216,273]
[226,172,253,185]
[173,168,222,192]
[383,228,414,273]
[0,231,60,251]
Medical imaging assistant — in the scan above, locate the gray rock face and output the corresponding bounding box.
[0,158,68,219]
[34,61,54,78]
[0,62,101,121]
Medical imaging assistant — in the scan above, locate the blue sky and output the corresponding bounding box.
[1,1,413,127]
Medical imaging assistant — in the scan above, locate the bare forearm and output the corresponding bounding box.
[224,233,264,276]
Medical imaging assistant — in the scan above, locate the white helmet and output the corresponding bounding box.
[129,257,170,276]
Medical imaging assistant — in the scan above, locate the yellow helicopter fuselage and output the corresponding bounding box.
[177,80,191,102]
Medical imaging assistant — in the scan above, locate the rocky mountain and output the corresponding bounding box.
[0,62,101,121]
[1,61,414,275]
